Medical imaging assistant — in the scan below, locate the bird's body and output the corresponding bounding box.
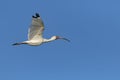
[13,13,70,46]
[24,40,43,46]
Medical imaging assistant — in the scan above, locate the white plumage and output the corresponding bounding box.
[13,13,70,46]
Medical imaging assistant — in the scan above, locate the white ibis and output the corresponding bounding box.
[13,13,70,46]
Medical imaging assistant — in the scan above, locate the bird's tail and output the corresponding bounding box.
[12,42,27,46]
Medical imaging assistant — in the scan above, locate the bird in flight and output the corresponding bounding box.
[13,13,70,46]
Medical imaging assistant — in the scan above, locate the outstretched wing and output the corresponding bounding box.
[28,13,44,40]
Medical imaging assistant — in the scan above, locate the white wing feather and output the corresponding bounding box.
[28,17,44,40]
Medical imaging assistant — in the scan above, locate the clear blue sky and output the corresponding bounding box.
[0,0,120,80]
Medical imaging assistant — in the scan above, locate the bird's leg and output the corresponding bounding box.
[12,42,27,46]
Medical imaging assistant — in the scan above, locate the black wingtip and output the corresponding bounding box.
[36,13,40,17]
[32,13,40,18]
[32,15,36,18]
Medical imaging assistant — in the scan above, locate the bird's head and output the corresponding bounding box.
[51,36,70,42]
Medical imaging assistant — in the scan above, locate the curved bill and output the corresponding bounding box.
[60,37,70,42]
[56,36,70,42]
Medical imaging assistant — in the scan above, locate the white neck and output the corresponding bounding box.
[43,37,56,43]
